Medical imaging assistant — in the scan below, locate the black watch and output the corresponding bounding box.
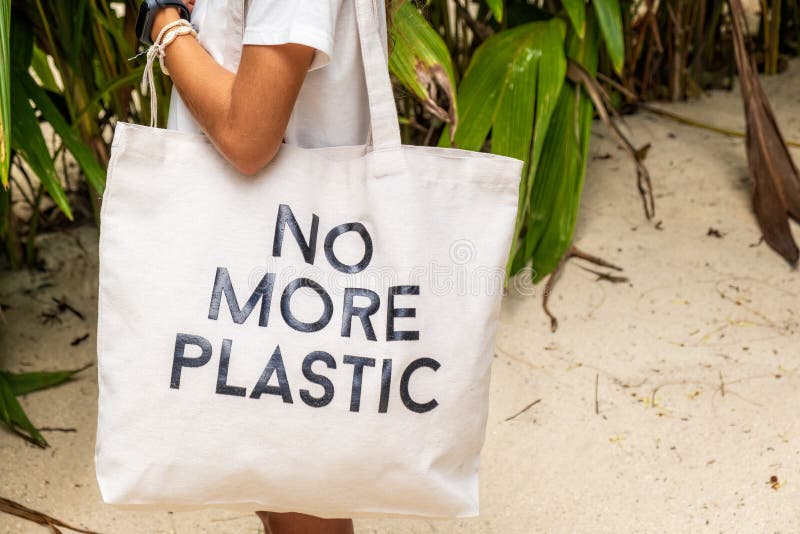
[136,0,191,46]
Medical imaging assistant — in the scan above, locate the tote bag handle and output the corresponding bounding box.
[353,0,409,178]
[355,0,401,151]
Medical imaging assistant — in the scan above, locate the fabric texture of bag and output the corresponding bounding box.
[95,0,522,518]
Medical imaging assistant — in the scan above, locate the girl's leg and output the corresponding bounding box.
[256,511,354,534]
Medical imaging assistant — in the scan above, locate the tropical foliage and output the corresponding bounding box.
[389,0,626,282]
[388,0,800,280]
[0,0,170,268]
[0,366,90,447]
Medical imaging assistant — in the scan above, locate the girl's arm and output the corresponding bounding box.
[151,7,315,175]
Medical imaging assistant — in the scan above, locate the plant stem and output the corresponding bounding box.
[642,103,800,147]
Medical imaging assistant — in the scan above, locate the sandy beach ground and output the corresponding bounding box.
[2,63,800,533]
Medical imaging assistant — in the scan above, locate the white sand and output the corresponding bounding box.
[2,63,800,533]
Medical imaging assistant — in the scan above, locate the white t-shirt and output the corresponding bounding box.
[166,0,387,148]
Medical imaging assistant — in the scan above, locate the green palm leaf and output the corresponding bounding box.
[30,45,60,93]
[10,68,73,220]
[562,0,586,38]
[442,19,567,273]
[20,70,106,194]
[389,1,458,127]
[1,366,87,397]
[0,0,10,188]
[485,0,504,22]
[9,10,73,219]
[0,366,89,446]
[0,373,47,447]
[592,0,624,74]
[521,13,600,279]
[444,19,567,160]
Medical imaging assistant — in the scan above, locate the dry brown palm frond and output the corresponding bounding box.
[0,497,99,534]
[729,0,800,265]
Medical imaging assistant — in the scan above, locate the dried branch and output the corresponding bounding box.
[542,245,624,332]
[567,60,656,219]
[0,497,99,534]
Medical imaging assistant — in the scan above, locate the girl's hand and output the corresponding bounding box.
[184,0,195,14]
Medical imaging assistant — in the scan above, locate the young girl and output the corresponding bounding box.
[146,0,387,532]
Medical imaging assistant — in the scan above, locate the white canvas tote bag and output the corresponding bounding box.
[95,0,522,518]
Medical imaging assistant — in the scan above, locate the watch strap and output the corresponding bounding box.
[138,0,191,46]
[156,0,190,22]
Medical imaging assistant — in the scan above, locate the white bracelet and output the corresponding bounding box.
[140,18,197,128]
[154,19,195,46]
[158,25,197,76]
[153,19,197,76]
